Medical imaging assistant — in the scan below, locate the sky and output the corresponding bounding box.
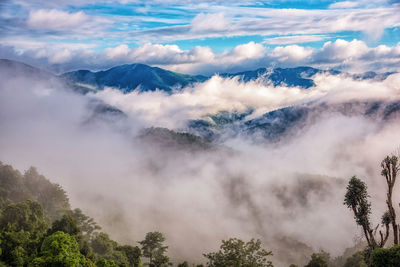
[0,0,399,74]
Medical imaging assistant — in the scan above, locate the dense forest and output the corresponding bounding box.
[0,157,400,267]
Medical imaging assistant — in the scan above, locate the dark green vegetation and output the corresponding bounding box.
[203,238,273,267]
[139,127,215,151]
[0,161,273,266]
[0,161,143,267]
[2,153,400,267]
[296,154,400,267]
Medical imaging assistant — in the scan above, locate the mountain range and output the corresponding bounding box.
[62,63,208,93]
[62,63,394,93]
[1,58,399,146]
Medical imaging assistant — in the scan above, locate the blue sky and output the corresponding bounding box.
[0,0,399,74]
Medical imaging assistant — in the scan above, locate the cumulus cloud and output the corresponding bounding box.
[1,38,399,75]
[270,45,314,63]
[314,39,369,62]
[27,9,88,29]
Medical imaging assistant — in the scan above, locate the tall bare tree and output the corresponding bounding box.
[381,155,399,245]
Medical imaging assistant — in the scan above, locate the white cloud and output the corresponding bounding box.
[48,48,73,64]
[105,44,131,60]
[329,1,359,9]
[314,39,370,62]
[270,45,314,62]
[2,39,400,75]
[263,35,330,45]
[134,5,400,43]
[27,9,88,29]
[190,12,230,32]
[91,72,400,129]
[229,41,266,60]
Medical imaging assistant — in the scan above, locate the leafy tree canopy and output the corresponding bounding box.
[32,231,94,266]
[203,238,273,267]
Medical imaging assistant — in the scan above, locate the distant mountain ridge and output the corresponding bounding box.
[63,65,331,92]
[63,63,394,93]
[62,63,208,93]
[221,66,333,88]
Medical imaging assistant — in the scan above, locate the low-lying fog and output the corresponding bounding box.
[1,65,400,266]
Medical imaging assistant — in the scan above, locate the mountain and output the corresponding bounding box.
[62,63,396,94]
[0,58,56,80]
[63,65,328,92]
[221,66,340,88]
[187,100,400,142]
[62,63,208,93]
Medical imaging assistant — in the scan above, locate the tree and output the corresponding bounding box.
[344,176,378,249]
[343,251,367,267]
[370,245,400,267]
[381,155,399,245]
[96,258,118,267]
[0,200,47,265]
[32,231,94,266]
[304,253,328,267]
[177,261,189,267]
[48,215,80,236]
[23,167,70,221]
[203,238,273,267]
[91,233,116,256]
[48,214,95,260]
[139,232,170,267]
[91,232,132,266]
[116,245,142,267]
[68,208,101,240]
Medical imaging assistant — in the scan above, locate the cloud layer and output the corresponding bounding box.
[1,39,399,75]
[1,63,400,266]
[0,0,399,73]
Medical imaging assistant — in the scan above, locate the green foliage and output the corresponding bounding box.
[100,250,129,267]
[139,231,170,267]
[68,209,101,240]
[116,245,142,267]
[48,214,95,260]
[48,215,80,236]
[370,245,400,267]
[91,233,117,255]
[380,155,398,179]
[97,258,118,267]
[344,176,371,227]
[177,261,189,267]
[343,251,367,267]
[91,232,137,267]
[0,200,47,266]
[0,163,70,221]
[32,231,94,266]
[0,162,26,207]
[203,238,273,267]
[23,167,70,221]
[0,162,139,267]
[381,211,391,226]
[303,253,329,267]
